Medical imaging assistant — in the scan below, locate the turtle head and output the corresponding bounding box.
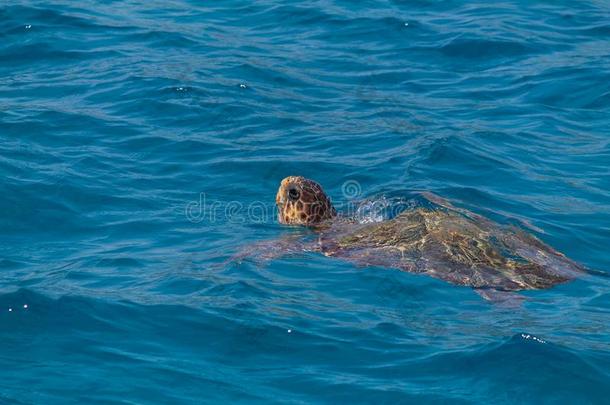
[276,176,336,226]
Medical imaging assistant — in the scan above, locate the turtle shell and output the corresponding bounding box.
[318,201,583,291]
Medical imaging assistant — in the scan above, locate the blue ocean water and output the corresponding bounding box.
[1,0,610,403]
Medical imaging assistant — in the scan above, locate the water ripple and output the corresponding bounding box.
[1,0,609,402]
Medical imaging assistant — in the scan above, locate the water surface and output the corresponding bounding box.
[1,0,609,403]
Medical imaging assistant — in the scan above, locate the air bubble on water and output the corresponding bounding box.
[287,329,292,333]
[8,308,12,312]
[404,22,409,26]
[23,304,28,309]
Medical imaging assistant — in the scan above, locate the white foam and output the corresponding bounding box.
[521,333,546,344]
[356,197,391,224]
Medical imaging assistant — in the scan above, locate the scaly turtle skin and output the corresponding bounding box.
[273,176,583,296]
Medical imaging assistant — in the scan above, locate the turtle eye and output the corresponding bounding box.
[288,187,300,201]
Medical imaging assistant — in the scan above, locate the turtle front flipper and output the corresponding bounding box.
[474,288,525,307]
[223,234,320,268]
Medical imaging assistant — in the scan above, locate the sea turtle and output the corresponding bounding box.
[237,176,584,302]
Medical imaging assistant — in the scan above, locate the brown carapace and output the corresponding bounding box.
[276,176,336,225]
